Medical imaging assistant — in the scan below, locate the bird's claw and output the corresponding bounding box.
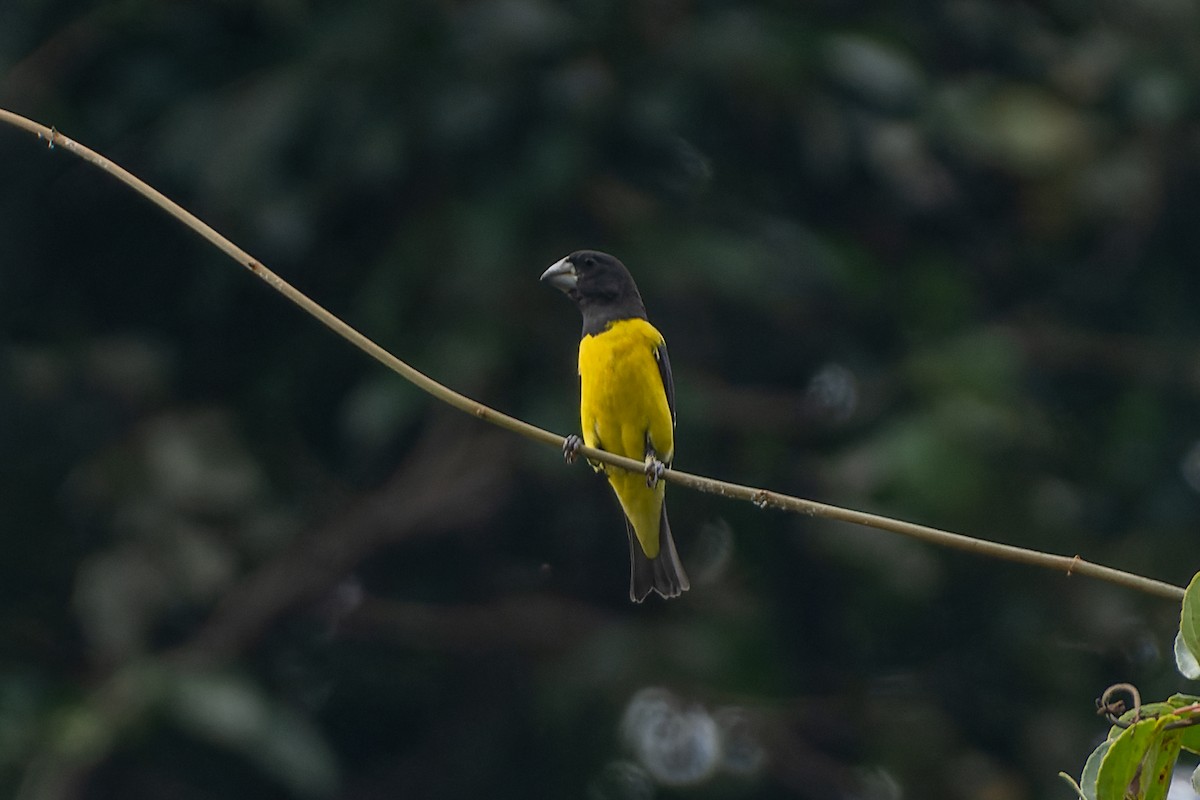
[563,434,583,464]
[645,456,665,488]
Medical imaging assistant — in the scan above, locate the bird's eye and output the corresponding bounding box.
[584,256,596,267]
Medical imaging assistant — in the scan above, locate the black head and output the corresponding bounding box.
[540,250,648,335]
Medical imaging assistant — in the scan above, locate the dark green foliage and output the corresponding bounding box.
[3,1,1200,798]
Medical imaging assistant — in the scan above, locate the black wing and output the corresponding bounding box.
[654,342,676,429]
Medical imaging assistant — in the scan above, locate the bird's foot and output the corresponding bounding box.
[644,455,666,488]
[563,434,583,464]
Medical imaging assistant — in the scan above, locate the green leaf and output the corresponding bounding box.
[1109,703,1179,738]
[1164,695,1200,753]
[1139,726,1182,800]
[1180,572,1200,675]
[1180,726,1200,756]
[1172,708,1200,755]
[1074,738,1112,800]
[1175,632,1200,679]
[1096,717,1168,800]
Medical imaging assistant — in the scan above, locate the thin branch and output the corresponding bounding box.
[0,107,1186,603]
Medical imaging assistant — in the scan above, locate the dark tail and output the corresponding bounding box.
[627,502,690,602]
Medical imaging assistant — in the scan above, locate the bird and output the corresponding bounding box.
[541,250,689,602]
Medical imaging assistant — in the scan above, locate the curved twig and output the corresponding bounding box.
[0,107,1186,603]
[1098,682,1142,726]
[1097,684,1200,731]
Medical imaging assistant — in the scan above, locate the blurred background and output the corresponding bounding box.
[3,1,1200,798]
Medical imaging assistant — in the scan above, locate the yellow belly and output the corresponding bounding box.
[578,318,674,557]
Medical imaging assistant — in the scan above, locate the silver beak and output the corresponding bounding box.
[540,257,577,293]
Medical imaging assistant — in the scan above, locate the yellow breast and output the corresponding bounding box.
[577,317,675,557]
[577,317,674,464]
